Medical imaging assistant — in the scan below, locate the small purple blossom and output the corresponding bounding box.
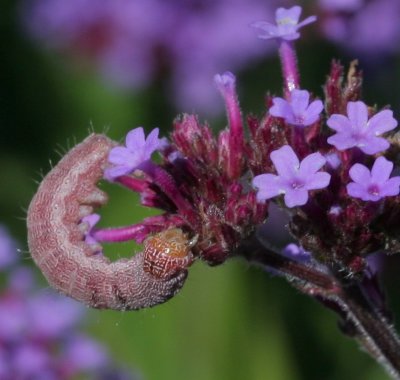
[28,293,84,339]
[327,101,397,154]
[252,145,331,208]
[347,156,400,201]
[64,335,109,372]
[105,127,167,180]
[324,152,341,169]
[269,89,324,127]
[282,243,311,263]
[214,71,236,96]
[81,213,101,244]
[251,6,317,41]
[0,226,18,269]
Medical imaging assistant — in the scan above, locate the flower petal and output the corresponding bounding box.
[358,136,389,155]
[270,145,300,179]
[305,172,331,190]
[251,22,279,39]
[380,177,400,197]
[284,188,308,208]
[299,152,326,175]
[307,99,324,117]
[108,147,136,165]
[290,89,310,114]
[368,109,397,135]
[327,132,357,150]
[280,31,300,41]
[326,114,352,132]
[277,6,301,23]
[250,21,275,30]
[104,165,132,181]
[370,156,393,183]
[125,127,145,151]
[297,15,317,28]
[252,174,283,201]
[145,128,166,156]
[269,97,291,119]
[347,101,368,129]
[347,182,370,200]
[349,163,371,183]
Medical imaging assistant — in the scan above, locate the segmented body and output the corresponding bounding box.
[143,228,194,279]
[27,134,192,310]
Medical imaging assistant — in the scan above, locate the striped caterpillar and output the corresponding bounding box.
[27,134,193,311]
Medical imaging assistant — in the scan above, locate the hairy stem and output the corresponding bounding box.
[240,239,400,379]
[278,40,300,99]
[335,283,400,379]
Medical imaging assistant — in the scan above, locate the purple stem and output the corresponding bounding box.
[278,40,300,99]
[215,74,244,179]
[93,215,185,243]
[142,162,197,223]
[224,84,243,140]
[291,125,307,157]
[116,175,149,193]
[226,97,244,180]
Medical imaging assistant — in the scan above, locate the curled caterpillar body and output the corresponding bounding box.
[27,134,192,311]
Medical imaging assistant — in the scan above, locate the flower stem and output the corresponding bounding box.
[93,215,185,243]
[336,283,400,379]
[278,40,300,99]
[240,238,400,379]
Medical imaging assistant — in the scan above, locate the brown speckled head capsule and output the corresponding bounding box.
[27,134,193,311]
[143,228,195,279]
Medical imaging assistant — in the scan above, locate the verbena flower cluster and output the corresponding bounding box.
[80,5,400,278]
[86,5,400,294]
[0,225,133,379]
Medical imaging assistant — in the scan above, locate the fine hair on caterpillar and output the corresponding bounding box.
[27,134,194,311]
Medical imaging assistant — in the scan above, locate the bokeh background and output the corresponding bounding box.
[2,0,400,379]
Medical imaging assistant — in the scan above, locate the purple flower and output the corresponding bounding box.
[8,267,35,293]
[214,71,236,96]
[327,101,397,154]
[12,344,50,377]
[324,152,341,169]
[64,335,109,371]
[0,297,26,341]
[346,156,400,201]
[81,213,101,244]
[282,243,311,263]
[0,225,18,269]
[252,145,331,208]
[269,89,324,127]
[105,127,167,180]
[28,292,84,339]
[251,6,317,41]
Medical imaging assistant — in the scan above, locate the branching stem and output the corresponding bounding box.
[240,239,400,379]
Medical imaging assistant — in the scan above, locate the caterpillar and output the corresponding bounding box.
[27,134,193,311]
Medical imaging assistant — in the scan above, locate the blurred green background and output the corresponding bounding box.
[2,0,400,379]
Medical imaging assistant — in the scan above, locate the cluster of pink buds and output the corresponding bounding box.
[27,5,400,379]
